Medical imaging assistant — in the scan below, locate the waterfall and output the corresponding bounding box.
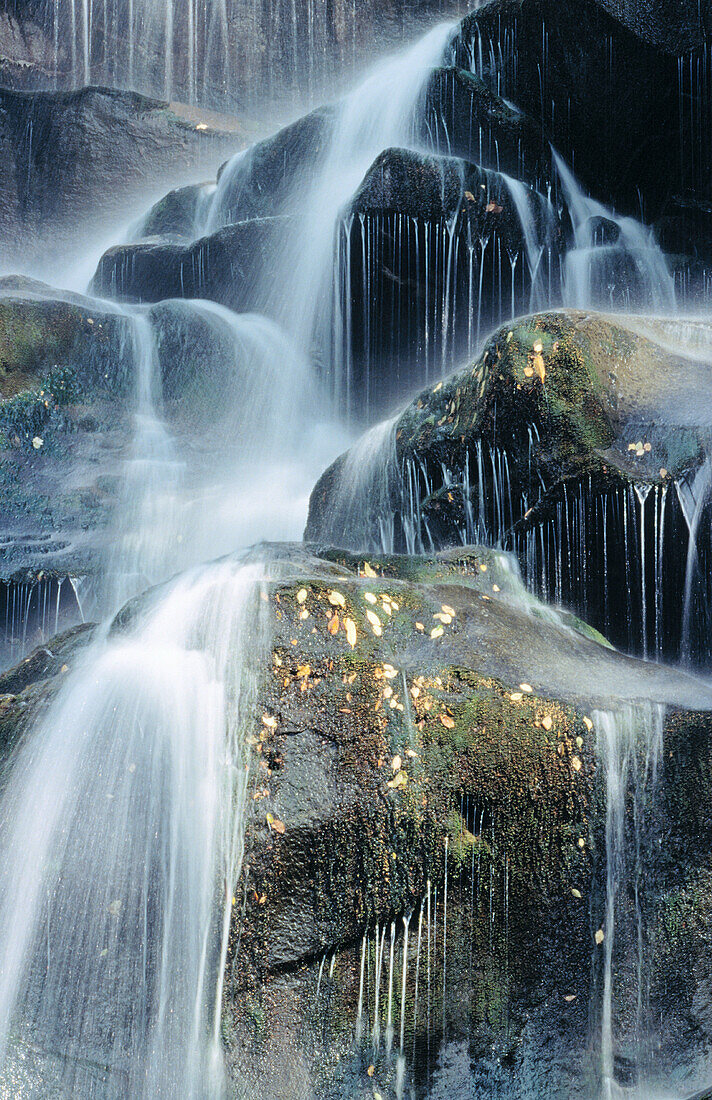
[0,555,271,1097]
[104,307,183,615]
[593,702,665,1099]
[200,20,457,408]
[554,151,675,312]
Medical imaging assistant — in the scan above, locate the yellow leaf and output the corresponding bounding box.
[430,626,444,639]
[520,683,533,693]
[297,588,308,604]
[344,618,357,647]
[327,613,340,634]
[440,715,455,729]
[464,190,475,202]
[583,716,593,731]
[366,609,381,628]
[328,590,346,606]
[297,663,311,679]
[262,714,278,728]
[595,929,604,945]
[363,562,377,577]
[541,715,553,731]
[391,755,402,772]
[509,692,523,702]
[441,604,456,616]
[571,888,582,899]
[571,756,582,772]
[415,622,424,631]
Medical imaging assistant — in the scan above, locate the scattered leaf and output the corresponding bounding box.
[344,618,357,647]
[485,201,503,213]
[595,929,604,945]
[365,592,377,604]
[440,715,455,729]
[583,716,593,731]
[541,715,553,731]
[519,683,533,693]
[464,190,475,202]
[262,714,278,728]
[430,625,444,639]
[328,590,346,607]
[571,756,582,772]
[509,692,523,702]
[297,663,311,679]
[571,888,582,899]
[363,562,378,577]
[392,755,402,772]
[297,588,308,604]
[327,613,339,635]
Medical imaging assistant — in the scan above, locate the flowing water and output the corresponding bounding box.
[0,4,711,1099]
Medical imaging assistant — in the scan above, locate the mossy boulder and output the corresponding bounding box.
[306,310,712,659]
[4,542,712,1097]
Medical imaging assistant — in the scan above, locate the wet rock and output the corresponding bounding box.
[306,310,712,659]
[0,84,246,270]
[3,542,712,1096]
[451,0,703,222]
[90,216,288,309]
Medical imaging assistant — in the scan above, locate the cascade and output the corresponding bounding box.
[593,703,665,1099]
[0,554,272,1096]
[1,4,712,1098]
[553,152,676,312]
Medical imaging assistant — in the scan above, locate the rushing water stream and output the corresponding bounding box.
[0,3,711,1098]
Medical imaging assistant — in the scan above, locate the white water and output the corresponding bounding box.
[0,556,269,1097]
[201,20,456,405]
[554,152,676,312]
[594,703,665,1100]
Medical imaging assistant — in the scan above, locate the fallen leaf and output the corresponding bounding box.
[464,190,475,202]
[571,888,582,899]
[485,201,503,213]
[297,663,311,679]
[392,755,402,772]
[430,625,444,639]
[327,613,339,634]
[365,592,377,604]
[344,618,357,647]
[297,588,308,604]
[595,929,604,945]
[367,1065,375,1077]
[441,604,456,616]
[541,715,553,731]
[440,715,455,729]
[366,609,382,629]
[262,714,278,728]
[519,683,533,693]
[363,562,378,577]
[509,692,523,702]
[571,756,582,772]
[328,590,346,607]
[583,716,593,731]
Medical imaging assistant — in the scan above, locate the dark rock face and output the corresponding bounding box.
[306,310,712,662]
[0,84,246,271]
[90,217,290,311]
[452,0,709,223]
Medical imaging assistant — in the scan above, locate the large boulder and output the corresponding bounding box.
[306,310,712,661]
[0,84,248,271]
[4,543,712,1098]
